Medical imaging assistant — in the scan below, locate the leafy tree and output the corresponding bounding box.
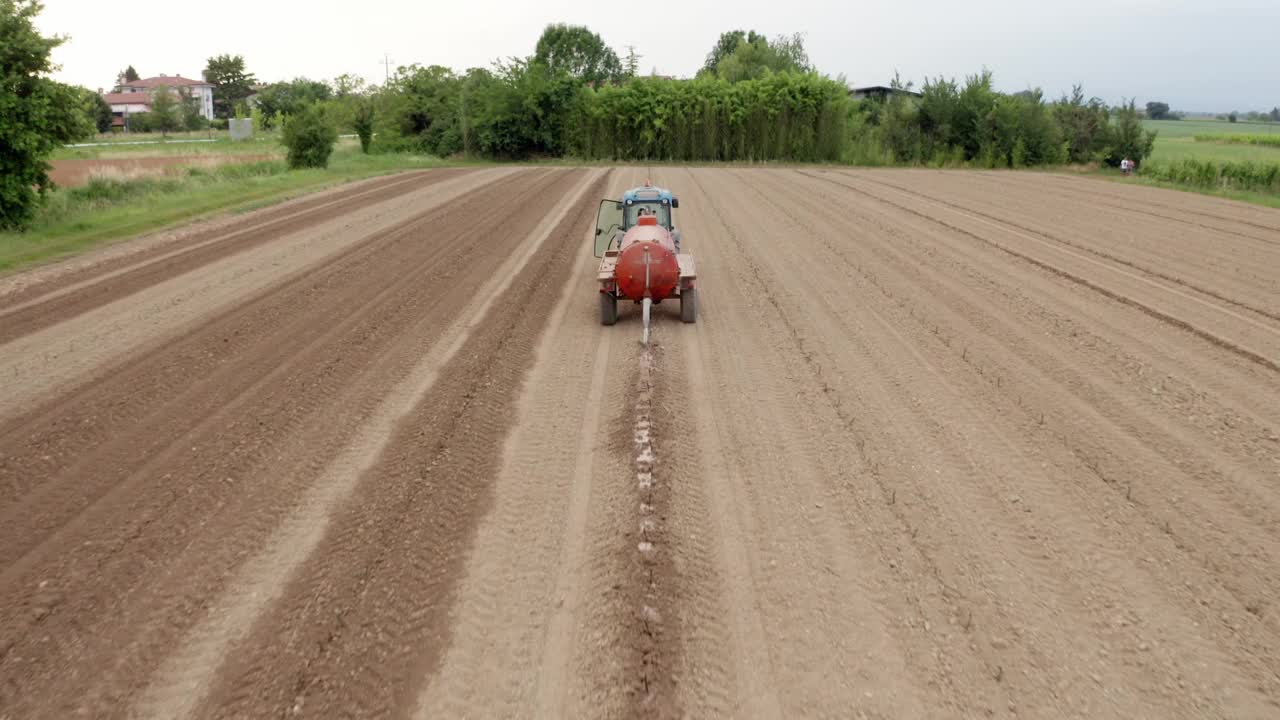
[0,0,94,229]
[252,78,332,128]
[383,64,463,155]
[1228,111,1238,123]
[462,59,580,159]
[768,33,811,73]
[705,31,811,82]
[331,73,366,98]
[1103,100,1156,168]
[281,103,337,168]
[1145,101,1170,120]
[954,71,997,159]
[81,88,113,133]
[533,24,622,86]
[1270,107,1280,122]
[701,30,764,75]
[1053,85,1110,163]
[353,97,374,153]
[203,54,256,119]
[115,64,139,88]
[623,46,641,78]
[149,85,181,136]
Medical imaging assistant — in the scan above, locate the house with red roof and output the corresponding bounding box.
[102,74,215,130]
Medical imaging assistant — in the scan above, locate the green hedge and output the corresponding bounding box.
[574,73,849,162]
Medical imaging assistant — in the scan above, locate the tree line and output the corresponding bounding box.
[864,74,1155,168]
[1145,101,1280,124]
[0,0,1225,230]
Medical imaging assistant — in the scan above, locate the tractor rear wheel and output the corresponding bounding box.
[600,292,618,325]
[681,287,697,323]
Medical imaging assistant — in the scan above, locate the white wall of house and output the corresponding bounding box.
[193,85,214,119]
[116,81,216,119]
[109,102,150,114]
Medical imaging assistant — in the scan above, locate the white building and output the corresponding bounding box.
[103,74,216,128]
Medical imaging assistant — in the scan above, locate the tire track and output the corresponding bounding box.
[0,170,428,303]
[676,168,950,716]
[189,171,607,720]
[0,170,466,344]
[1028,172,1280,237]
[781,169,1280,535]
[0,168,514,423]
[800,170,1280,374]
[954,170,1280,248]
[0,170,547,557]
[3,165,1279,719]
[842,170,1280,323]
[756,169,1280,706]
[408,168,633,719]
[133,168,604,720]
[727,168,1276,716]
[757,167,1280,712]
[0,169,568,719]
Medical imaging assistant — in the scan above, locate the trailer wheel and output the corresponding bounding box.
[600,292,618,325]
[681,287,697,323]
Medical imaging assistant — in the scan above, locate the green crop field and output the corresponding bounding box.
[1145,118,1280,163]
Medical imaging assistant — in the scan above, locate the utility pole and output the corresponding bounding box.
[381,54,394,84]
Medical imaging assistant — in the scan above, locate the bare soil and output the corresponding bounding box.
[2,168,1278,719]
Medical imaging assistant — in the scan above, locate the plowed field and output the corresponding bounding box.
[2,167,1278,719]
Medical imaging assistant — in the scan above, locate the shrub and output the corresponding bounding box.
[281,104,338,169]
[1101,100,1156,168]
[353,98,374,153]
[1053,86,1110,163]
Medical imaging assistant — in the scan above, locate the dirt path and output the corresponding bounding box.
[2,167,1278,719]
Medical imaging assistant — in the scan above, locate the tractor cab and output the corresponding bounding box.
[593,184,680,257]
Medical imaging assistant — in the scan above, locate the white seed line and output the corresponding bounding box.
[635,344,660,627]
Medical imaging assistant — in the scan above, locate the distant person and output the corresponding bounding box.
[1121,158,1133,176]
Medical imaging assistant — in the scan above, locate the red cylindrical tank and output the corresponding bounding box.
[615,217,680,302]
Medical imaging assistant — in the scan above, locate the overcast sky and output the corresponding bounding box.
[39,0,1279,112]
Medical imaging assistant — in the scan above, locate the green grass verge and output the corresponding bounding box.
[1,145,481,274]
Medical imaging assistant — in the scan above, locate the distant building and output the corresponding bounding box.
[104,74,215,127]
[849,85,922,101]
[101,91,152,130]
